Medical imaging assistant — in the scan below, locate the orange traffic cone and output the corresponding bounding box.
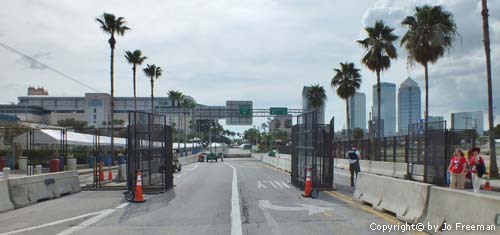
[133,170,145,203]
[302,167,312,197]
[99,161,105,181]
[108,165,113,181]
[484,172,492,191]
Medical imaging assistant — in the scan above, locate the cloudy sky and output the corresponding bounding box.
[0,0,499,132]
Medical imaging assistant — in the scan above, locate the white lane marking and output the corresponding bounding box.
[184,162,200,171]
[264,180,277,188]
[274,181,290,189]
[115,203,129,209]
[56,209,115,235]
[259,203,283,235]
[258,200,333,216]
[257,180,267,189]
[0,210,107,235]
[223,162,243,235]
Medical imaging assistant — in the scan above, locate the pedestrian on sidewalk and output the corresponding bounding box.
[469,147,486,193]
[447,149,467,189]
[347,144,361,187]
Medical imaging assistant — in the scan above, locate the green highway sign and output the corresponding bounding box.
[270,107,288,115]
[239,106,251,115]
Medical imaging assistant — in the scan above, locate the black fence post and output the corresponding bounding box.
[393,136,396,162]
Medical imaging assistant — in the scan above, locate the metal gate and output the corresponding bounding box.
[408,121,447,185]
[127,111,173,193]
[291,111,334,190]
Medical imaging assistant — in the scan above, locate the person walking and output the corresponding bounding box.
[469,147,486,193]
[347,144,361,187]
[447,149,467,189]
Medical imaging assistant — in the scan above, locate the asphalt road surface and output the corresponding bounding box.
[0,159,414,235]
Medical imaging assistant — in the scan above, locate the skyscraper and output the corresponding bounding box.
[302,86,325,124]
[372,82,396,136]
[398,77,421,135]
[348,92,366,131]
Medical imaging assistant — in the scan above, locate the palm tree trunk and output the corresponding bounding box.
[346,99,350,140]
[424,62,429,124]
[423,62,429,183]
[133,65,137,111]
[109,41,115,160]
[482,0,498,178]
[150,78,154,114]
[376,70,381,160]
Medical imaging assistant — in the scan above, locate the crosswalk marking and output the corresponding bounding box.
[258,180,290,189]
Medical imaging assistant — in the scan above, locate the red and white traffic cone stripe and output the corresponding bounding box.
[302,167,312,197]
[133,170,145,203]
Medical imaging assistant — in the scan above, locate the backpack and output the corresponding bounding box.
[477,157,486,178]
[348,151,358,164]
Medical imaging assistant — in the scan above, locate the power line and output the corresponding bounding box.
[0,41,103,93]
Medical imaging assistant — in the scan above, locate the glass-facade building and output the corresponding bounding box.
[372,82,396,136]
[398,77,421,135]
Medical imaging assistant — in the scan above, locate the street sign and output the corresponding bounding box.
[270,107,288,115]
[239,106,251,116]
[226,101,253,125]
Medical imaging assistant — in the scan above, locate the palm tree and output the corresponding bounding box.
[481,0,498,178]
[125,50,147,111]
[401,5,457,124]
[306,84,327,112]
[358,20,398,141]
[143,64,163,113]
[331,62,362,140]
[96,12,130,158]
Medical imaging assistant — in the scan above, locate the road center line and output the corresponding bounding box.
[223,162,243,235]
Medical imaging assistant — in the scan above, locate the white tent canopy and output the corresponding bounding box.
[14,129,127,147]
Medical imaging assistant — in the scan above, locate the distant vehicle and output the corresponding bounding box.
[198,152,206,162]
[206,152,218,162]
[239,144,252,150]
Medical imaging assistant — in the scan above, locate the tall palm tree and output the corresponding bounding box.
[401,5,457,124]
[481,0,498,178]
[96,12,130,158]
[143,64,163,113]
[306,84,327,112]
[331,62,362,140]
[125,50,147,111]
[358,20,398,141]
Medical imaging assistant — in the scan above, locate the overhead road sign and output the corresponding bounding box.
[270,107,288,115]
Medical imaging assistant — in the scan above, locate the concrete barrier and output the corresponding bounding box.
[251,153,291,173]
[0,179,14,213]
[179,153,200,166]
[354,172,431,224]
[368,161,394,177]
[8,171,81,208]
[336,159,350,170]
[421,187,500,234]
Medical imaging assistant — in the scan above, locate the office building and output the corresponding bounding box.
[348,92,366,131]
[372,82,396,136]
[451,111,484,136]
[398,77,421,135]
[302,86,325,124]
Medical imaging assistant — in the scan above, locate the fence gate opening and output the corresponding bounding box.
[128,111,173,193]
[291,111,334,190]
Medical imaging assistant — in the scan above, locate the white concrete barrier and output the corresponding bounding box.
[0,179,14,213]
[421,187,500,234]
[251,153,291,172]
[336,159,350,170]
[179,153,200,166]
[67,158,77,170]
[368,161,392,176]
[354,172,431,224]
[8,171,81,208]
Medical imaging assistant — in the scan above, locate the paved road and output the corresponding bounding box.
[0,159,413,235]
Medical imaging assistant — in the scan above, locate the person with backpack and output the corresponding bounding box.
[469,147,486,193]
[447,149,467,189]
[347,144,361,187]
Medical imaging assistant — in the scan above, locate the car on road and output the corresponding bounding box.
[206,152,218,162]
